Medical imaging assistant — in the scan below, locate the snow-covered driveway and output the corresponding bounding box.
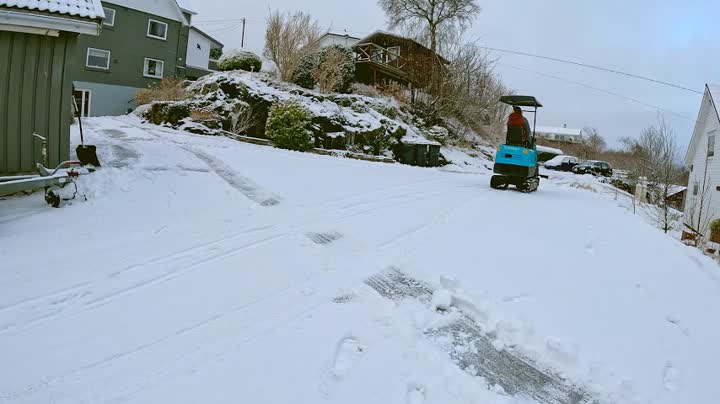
[1,117,719,404]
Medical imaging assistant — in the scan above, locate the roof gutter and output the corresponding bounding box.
[0,10,101,36]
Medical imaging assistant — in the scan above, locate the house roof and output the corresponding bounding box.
[0,0,104,19]
[355,30,450,64]
[319,32,361,41]
[176,0,196,14]
[684,84,720,165]
[535,126,583,136]
[104,0,188,24]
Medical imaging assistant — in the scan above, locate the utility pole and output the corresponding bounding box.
[241,18,246,48]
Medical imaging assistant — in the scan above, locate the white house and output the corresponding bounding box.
[316,32,360,48]
[683,84,720,238]
[534,125,583,144]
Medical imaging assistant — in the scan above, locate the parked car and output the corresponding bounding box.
[544,155,579,171]
[572,160,613,177]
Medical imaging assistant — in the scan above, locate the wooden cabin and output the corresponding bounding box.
[352,31,448,89]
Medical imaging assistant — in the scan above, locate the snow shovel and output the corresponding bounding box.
[72,95,101,167]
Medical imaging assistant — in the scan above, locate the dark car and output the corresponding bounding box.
[573,160,613,177]
[544,155,579,171]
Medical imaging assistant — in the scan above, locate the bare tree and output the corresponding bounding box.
[378,0,480,58]
[263,10,320,81]
[686,153,713,246]
[635,115,681,233]
[231,105,255,135]
[581,127,606,159]
[312,47,345,93]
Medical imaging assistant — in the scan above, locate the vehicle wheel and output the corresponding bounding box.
[490,175,508,190]
[45,190,61,208]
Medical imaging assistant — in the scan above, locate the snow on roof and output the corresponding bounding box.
[175,0,196,14]
[319,32,361,41]
[536,145,564,155]
[105,0,187,24]
[535,126,582,136]
[0,0,105,19]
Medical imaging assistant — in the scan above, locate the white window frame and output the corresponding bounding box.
[103,7,116,27]
[386,46,400,62]
[86,47,111,70]
[143,58,164,79]
[147,19,168,40]
[73,89,92,118]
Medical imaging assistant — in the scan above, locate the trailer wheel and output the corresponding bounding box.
[45,190,61,208]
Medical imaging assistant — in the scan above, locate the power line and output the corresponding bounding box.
[500,63,695,122]
[482,46,702,95]
[195,18,264,24]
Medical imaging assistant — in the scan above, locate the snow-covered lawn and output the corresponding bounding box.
[1,117,719,403]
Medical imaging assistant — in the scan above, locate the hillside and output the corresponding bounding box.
[1,117,719,403]
[138,71,494,164]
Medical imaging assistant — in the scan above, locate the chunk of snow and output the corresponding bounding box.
[431,289,453,311]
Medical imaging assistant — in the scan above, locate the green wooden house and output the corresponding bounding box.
[0,0,104,175]
[73,0,223,117]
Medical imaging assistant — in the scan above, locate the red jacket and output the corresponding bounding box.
[507,112,529,142]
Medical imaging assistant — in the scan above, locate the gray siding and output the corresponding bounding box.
[73,80,140,116]
[0,30,77,174]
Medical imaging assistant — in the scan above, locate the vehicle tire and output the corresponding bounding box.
[490,175,508,190]
[45,190,60,208]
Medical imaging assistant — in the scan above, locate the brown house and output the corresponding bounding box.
[352,31,448,89]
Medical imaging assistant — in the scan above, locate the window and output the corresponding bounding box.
[103,7,116,26]
[73,89,91,117]
[708,132,716,157]
[144,58,164,79]
[693,182,699,196]
[86,48,110,69]
[386,46,400,62]
[147,19,168,40]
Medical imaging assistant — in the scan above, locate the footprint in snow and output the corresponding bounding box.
[332,337,364,378]
[663,363,681,392]
[407,384,425,404]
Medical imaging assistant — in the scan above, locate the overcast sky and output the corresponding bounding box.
[188,0,720,151]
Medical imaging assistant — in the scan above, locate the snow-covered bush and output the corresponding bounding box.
[266,100,313,151]
[218,50,262,72]
[291,45,355,93]
[209,47,223,60]
[710,219,720,239]
[291,52,319,89]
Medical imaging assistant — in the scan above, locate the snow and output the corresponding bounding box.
[0,0,104,19]
[1,116,720,403]
[535,126,583,136]
[543,155,572,167]
[536,145,564,155]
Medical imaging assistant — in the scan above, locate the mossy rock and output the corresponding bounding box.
[145,102,190,127]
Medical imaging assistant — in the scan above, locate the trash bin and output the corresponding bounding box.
[416,145,428,166]
[401,144,417,165]
[427,145,440,166]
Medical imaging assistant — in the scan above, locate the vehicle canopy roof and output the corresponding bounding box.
[499,95,543,108]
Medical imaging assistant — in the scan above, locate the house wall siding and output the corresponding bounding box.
[74,3,182,90]
[684,94,720,235]
[186,28,211,69]
[0,30,76,174]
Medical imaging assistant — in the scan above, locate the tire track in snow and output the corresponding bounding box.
[365,268,598,404]
[0,184,460,337]
[183,147,281,206]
